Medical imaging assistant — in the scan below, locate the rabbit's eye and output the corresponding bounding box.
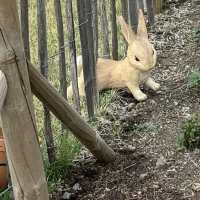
[152,50,154,55]
[135,56,140,62]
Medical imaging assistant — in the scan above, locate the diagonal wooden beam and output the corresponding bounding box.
[28,61,116,163]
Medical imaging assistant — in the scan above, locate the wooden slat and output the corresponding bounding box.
[37,0,56,164]
[128,0,138,32]
[20,0,30,60]
[99,0,110,58]
[66,0,81,112]
[146,0,154,25]
[110,0,118,60]
[77,0,97,118]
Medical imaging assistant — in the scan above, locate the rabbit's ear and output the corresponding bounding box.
[137,9,148,39]
[117,16,136,44]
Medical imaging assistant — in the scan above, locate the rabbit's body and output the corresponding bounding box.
[67,10,160,101]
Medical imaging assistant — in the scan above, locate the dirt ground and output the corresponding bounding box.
[54,0,200,199]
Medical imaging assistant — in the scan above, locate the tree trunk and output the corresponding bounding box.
[28,62,116,163]
[0,1,49,199]
[37,0,56,164]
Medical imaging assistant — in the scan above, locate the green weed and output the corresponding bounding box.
[177,114,200,151]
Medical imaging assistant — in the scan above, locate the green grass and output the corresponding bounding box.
[0,188,11,200]
[188,71,200,89]
[177,114,200,151]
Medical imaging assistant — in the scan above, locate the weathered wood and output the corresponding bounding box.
[137,0,144,11]
[54,0,67,99]
[37,0,56,164]
[91,0,98,62]
[121,0,128,23]
[99,0,110,58]
[28,62,116,163]
[66,0,81,113]
[154,0,163,14]
[146,0,154,25]
[110,0,118,60]
[20,0,30,60]
[77,0,97,118]
[128,0,138,32]
[0,71,7,111]
[0,0,49,199]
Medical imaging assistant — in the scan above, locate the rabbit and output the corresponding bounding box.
[67,9,160,101]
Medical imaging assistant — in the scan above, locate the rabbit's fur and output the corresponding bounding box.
[68,10,160,101]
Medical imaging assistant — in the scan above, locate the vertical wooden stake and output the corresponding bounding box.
[77,0,97,118]
[0,0,49,199]
[99,0,110,58]
[20,0,30,60]
[146,0,155,25]
[37,0,56,164]
[66,0,81,113]
[110,0,118,60]
[128,0,138,32]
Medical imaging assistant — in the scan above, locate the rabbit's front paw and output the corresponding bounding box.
[135,93,147,101]
[152,82,160,91]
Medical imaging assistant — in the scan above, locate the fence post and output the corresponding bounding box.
[66,0,81,113]
[146,0,154,25]
[110,0,118,60]
[137,0,144,12]
[128,0,138,32]
[37,0,56,164]
[0,0,49,199]
[91,0,98,62]
[20,0,30,60]
[154,0,163,14]
[99,0,110,58]
[77,0,97,118]
[121,0,128,23]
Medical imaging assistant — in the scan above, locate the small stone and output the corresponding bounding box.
[193,183,200,191]
[156,155,167,168]
[72,183,82,191]
[139,173,148,181]
[62,192,72,200]
[127,103,135,111]
[152,184,160,189]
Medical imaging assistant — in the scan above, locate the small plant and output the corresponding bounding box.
[43,134,81,191]
[192,27,200,44]
[177,114,200,150]
[188,71,200,89]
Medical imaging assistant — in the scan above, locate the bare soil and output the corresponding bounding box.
[54,0,200,199]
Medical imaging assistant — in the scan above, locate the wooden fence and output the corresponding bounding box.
[0,0,169,199]
[19,0,167,170]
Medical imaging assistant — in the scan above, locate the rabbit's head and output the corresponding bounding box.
[118,10,156,72]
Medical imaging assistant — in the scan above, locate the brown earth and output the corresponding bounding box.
[54,0,200,199]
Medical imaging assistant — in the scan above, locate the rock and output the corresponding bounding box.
[127,103,135,111]
[139,173,148,181]
[156,155,167,168]
[62,192,73,200]
[72,183,82,191]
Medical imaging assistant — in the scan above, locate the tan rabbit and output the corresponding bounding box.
[67,10,160,101]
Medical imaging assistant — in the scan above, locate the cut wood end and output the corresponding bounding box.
[0,70,8,111]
